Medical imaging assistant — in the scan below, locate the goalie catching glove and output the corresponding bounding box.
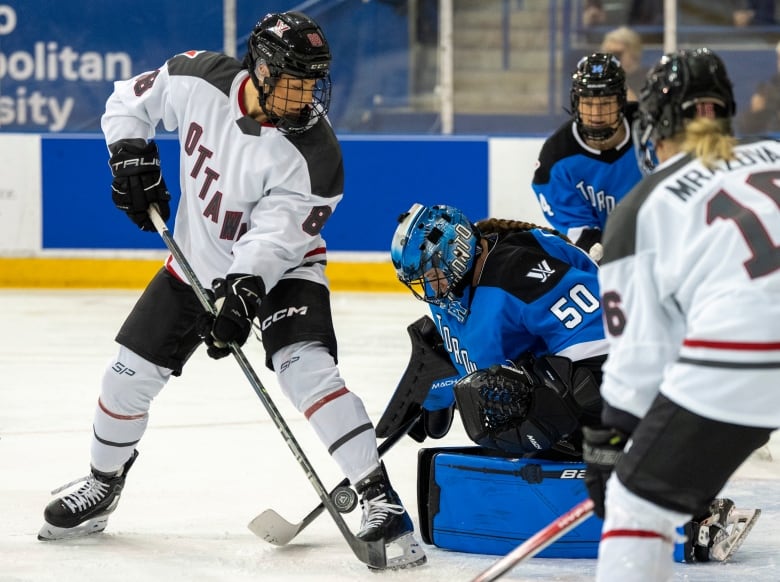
[199,274,266,359]
[109,139,171,231]
[453,355,602,456]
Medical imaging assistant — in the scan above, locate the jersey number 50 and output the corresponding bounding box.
[550,284,600,329]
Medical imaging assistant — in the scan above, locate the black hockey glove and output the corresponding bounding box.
[582,426,629,519]
[201,274,265,360]
[109,139,171,231]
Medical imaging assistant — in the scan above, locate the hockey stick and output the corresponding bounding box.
[249,413,420,545]
[471,498,595,582]
[147,206,386,569]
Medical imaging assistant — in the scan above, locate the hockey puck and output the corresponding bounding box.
[331,486,358,513]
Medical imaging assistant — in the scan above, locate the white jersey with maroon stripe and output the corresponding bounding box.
[598,137,780,427]
[102,50,343,291]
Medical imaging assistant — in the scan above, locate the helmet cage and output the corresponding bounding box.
[391,204,480,322]
[245,12,332,133]
[571,53,627,141]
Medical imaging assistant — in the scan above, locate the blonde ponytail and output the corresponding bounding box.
[681,117,737,169]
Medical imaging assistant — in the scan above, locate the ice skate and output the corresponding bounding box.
[709,500,761,562]
[38,451,138,541]
[684,498,760,563]
[355,462,426,571]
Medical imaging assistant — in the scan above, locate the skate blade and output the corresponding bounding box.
[711,508,761,562]
[37,515,110,541]
[368,532,427,571]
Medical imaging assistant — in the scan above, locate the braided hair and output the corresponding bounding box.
[475,218,571,244]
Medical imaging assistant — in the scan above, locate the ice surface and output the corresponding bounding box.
[1,290,778,581]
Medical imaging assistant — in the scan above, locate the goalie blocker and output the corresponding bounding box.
[375,316,459,442]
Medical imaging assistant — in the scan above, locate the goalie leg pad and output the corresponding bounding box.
[417,446,603,557]
[375,316,457,438]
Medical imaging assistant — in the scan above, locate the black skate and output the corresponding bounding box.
[355,462,426,570]
[38,450,138,541]
[683,498,761,563]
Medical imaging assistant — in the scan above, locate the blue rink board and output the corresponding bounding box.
[41,135,489,252]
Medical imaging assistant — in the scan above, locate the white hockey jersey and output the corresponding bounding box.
[101,50,344,291]
[598,137,780,428]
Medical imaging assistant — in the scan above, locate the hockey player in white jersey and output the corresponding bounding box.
[36,11,425,570]
[582,47,778,581]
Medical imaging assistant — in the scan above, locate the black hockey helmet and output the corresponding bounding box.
[244,11,332,132]
[636,48,735,149]
[570,53,627,141]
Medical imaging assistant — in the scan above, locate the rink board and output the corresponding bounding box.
[0,133,549,289]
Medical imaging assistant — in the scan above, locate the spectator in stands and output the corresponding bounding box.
[600,26,645,101]
[587,1,776,28]
[582,0,607,27]
[582,0,664,27]
[738,41,780,135]
[627,0,664,25]
[583,1,663,43]
[731,0,778,26]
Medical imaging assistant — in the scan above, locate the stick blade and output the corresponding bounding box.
[248,509,302,546]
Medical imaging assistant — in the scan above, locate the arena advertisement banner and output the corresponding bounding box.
[0,1,222,133]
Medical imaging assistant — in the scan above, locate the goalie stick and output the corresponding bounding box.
[248,413,420,545]
[147,206,386,569]
[471,498,595,582]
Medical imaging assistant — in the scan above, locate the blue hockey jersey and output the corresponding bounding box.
[531,104,644,240]
[429,228,609,378]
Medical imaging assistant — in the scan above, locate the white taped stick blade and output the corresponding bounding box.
[248,509,302,546]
